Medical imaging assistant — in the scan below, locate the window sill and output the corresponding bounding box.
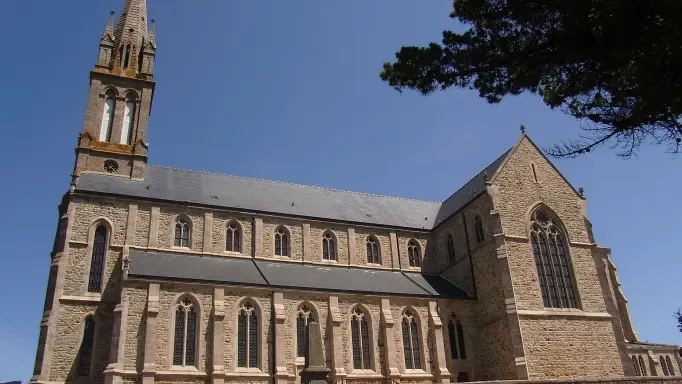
[321,259,339,264]
[346,370,381,379]
[230,368,268,377]
[60,295,101,303]
[172,246,192,251]
[223,251,243,256]
[167,365,199,371]
[516,308,610,319]
[401,369,432,379]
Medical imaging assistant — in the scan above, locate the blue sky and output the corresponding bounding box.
[1,0,680,380]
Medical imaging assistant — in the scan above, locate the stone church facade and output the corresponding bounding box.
[30,0,681,383]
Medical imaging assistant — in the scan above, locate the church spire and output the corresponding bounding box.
[113,0,149,52]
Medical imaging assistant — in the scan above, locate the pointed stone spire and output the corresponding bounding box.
[102,10,115,38]
[148,18,156,44]
[113,0,149,50]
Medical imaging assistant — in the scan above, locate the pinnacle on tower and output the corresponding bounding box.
[103,10,115,38]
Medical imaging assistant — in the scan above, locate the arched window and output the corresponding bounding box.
[448,314,467,360]
[350,308,371,370]
[77,316,96,376]
[174,217,190,248]
[123,44,131,68]
[529,208,578,309]
[661,356,669,376]
[237,301,258,368]
[446,234,455,262]
[99,96,115,142]
[173,297,197,367]
[401,309,422,370]
[274,226,289,256]
[666,356,675,376]
[322,231,337,261]
[639,355,647,375]
[296,305,316,358]
[408,239,421,268]
[474,215,485,244]
[226,221,241,253]
[366,236,380,264]
[120,100,135,144]
[632,356,641,376]
[87,225,108,293]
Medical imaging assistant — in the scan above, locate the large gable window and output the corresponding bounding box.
[87,225,108,293]
[401,309,422,370]
[173,297,197,367]
[530,208,579,309]
[350,308,371,370]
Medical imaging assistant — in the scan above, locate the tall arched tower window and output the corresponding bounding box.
[87,225,108,293]
[120,99,135,144]
[638,355,647,375]
[237,301,259,368]
[173,297,197,367]
[350,307,371,370]
[632,356,641,376]
[99,96,115,142]
[529,208,579,309]
[401,309,422,370]
[77,316,96,376]
[661,356,669,376]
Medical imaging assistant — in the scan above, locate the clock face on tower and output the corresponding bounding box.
[103,159,119,173]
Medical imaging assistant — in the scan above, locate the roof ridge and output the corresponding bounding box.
[441,147,512,204]
[147,164,442,204]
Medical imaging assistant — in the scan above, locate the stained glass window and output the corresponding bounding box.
[402,310,421,369]
[529,209,579,309]
[226,222,241,252]
[474,215,485,244]
[172,298,196,366]
[275,226,289,257]
[408,239,421,267]
[88,225,107,293]
[351,308,371,369]
[296,305,315,358]
[174,217,190,248]
[366,236,380,264]
[237,301,259,368]
[77,316,96,376]
[323,232,337,261]
[447,234,455,261]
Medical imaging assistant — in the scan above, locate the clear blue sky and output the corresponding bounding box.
[1,0,680,380]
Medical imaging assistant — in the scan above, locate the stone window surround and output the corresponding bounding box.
[525,203,583,311]
[222,219,244,255]
[398,306,427,374]
[293,301,321,368]
[168,294,201,370]
[233,296,265,373]
[348,303,377,374]
[320,230,339,262]
[171,214,193,250]
[82,217,114,297]
[405,238,423,269]
[365,234,382,266]
[75,312,101,381]
[272,225,291,258]
[96,86,140,145]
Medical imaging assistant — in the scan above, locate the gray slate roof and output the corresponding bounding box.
[128,250,470,299]
[75,149,510,230]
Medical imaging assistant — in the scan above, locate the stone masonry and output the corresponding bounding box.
[30,1,681,384]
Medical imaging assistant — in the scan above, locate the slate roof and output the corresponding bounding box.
[128,250,471,299]
[75,148,511,230]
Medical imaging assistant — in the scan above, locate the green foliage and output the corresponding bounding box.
[676,308,682,334]
[380,0,682,157]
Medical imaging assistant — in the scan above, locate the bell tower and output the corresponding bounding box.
[74,0,156,181]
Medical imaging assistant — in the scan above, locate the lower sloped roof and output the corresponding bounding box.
[128,249,470,299]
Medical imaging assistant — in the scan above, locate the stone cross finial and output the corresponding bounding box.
[520,124,526,134]
[110,9,116,17]
[578,187,584,197]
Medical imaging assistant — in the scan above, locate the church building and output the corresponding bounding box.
[31,0,681,383]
